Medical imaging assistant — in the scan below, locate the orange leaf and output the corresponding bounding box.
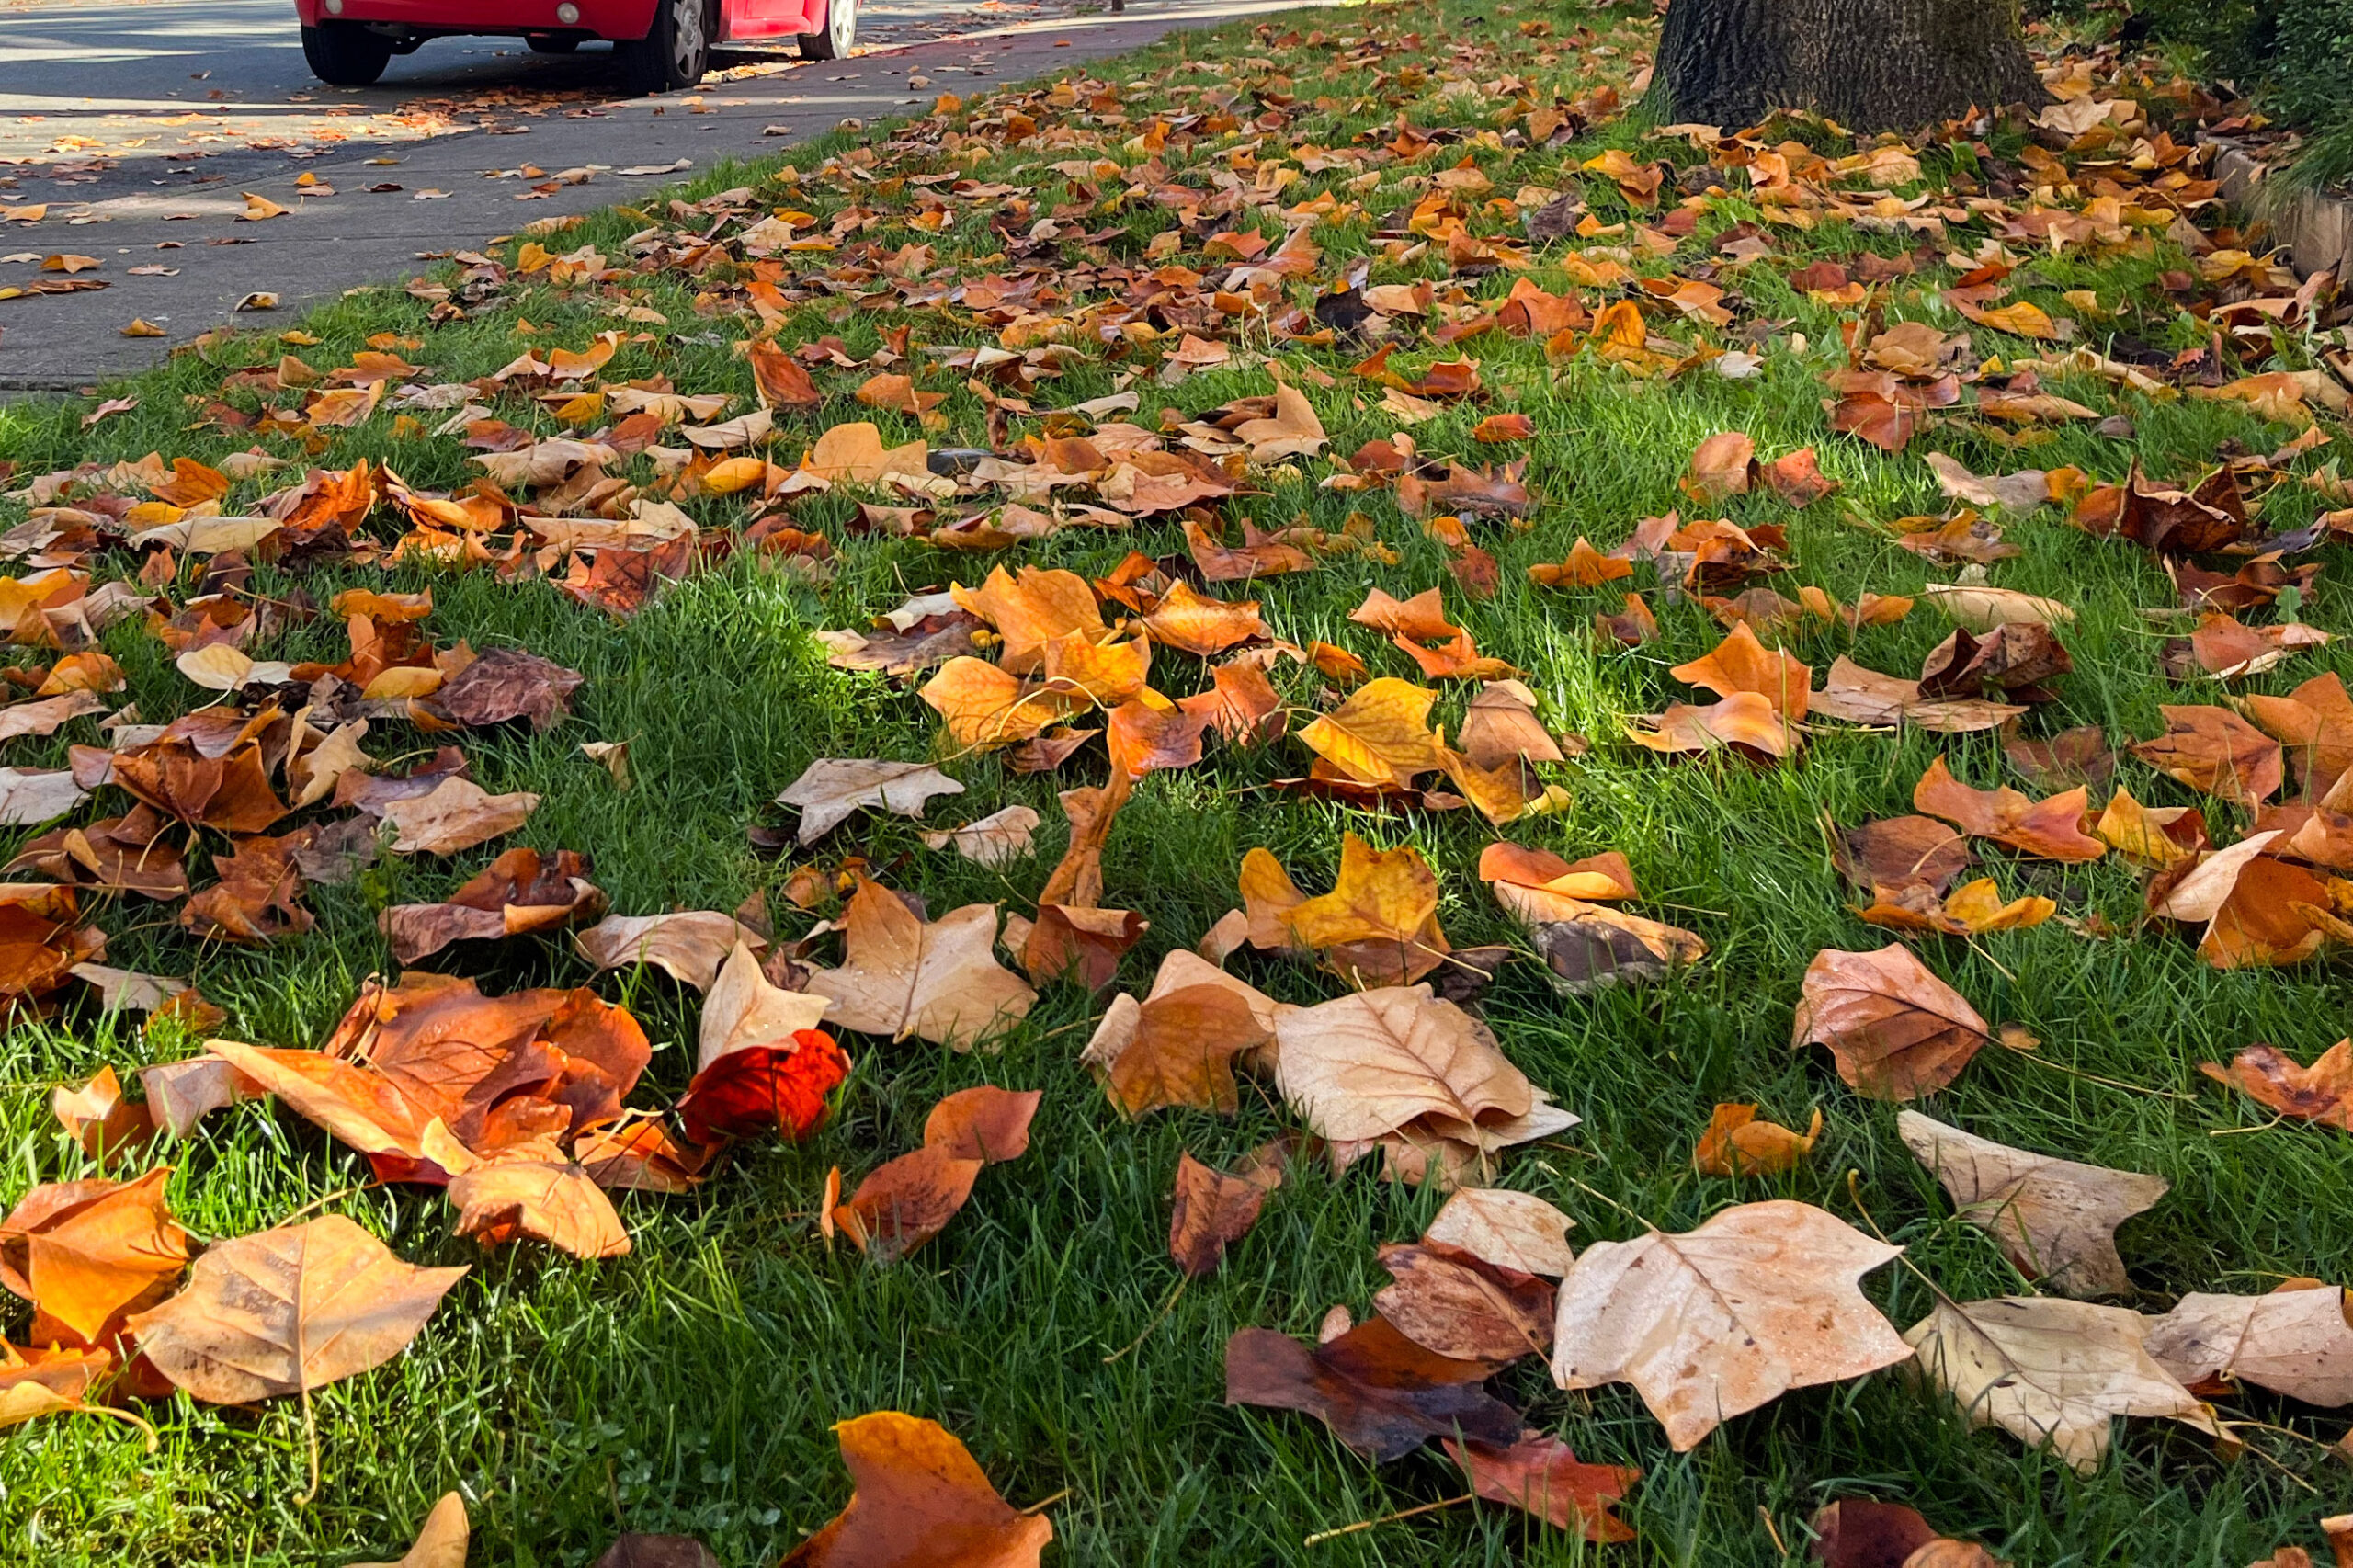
[780,1411,1051,1567]
[1791,945,1990,1099]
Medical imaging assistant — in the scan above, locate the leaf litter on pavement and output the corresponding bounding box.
[0,0,2351,1562]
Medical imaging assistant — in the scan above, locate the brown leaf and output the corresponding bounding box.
[2145,1282,2353,1406]
[1550,1200,1911,1449]
[2200,1040,2353,1128]
[1443,1431,1640,1542]
[1374,1240,1554,1362]
[126,1215,465,1402]
[574,910,767,991]
[434,648,581,732]
[379,846,605,963]
[1913,756,2104,861]
[1898,1112,2167,1297]
[806,877,1036,1050]
[1835,816,1973,896]
[1421,1187,1576,1277]
[775,758,964,846]
[379,776,540,855]
[1806,1499,1939,1568]
[449,1160,630,1258]
[355,1494,469,1568]
[1792,945,1990,1099]
[1671,623,1811,721]
[1168,1146,1283,1278]
[1082,984,1268,1116]
[1918,624,2071,700]
[780,1411,1051,1568]
[2130,707,2283,808]
[1904,1295,2212,1472]
[1223,1316,1521,1461]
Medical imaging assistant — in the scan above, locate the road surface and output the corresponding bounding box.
[0,0,1347,390]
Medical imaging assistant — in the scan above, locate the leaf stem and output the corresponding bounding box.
[1303,1492,1473,1546]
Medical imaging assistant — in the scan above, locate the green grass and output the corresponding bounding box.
[2,3,2351,1563]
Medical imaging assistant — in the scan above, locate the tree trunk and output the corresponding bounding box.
[1650,0,2047,132]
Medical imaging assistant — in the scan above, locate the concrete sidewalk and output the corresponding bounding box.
[0,0,1349,393]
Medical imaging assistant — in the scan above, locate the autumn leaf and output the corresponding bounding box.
[1898,1111,2167,1298]
[0,1167,189,1346]
[922,1086,1040,1164]
[806,877,1036,1050]
[1626,693,1793,759]
[1904,1295,2214,1472]
[1442,1431,1640,1542]
[2144,1282,2353,1406]
[829,1147,982,1264]
[126,1216,465,1403]
[355,1494,469,1568]
[1223,1315,1521,1461]
[1082,983,1268,1115]
[1692,1104,1823,1176]
[379,776,540,855]
[1296,676,1443,786]
[776,758,964,846]
[1792,945,1991,1099]
[1168,1146,1283,1278]
[780,1411,1051,1568]
[449,1160,631,1259]
[1913,756,2104,861]
[1277,834,1450,987]
[1373,1240,1554,1362]
[1421,1187,1576,1277]
[1549,1200,1911,1450]
[380,846,605,963]
[2200,1040,2353,1128]
[574,911,767,991]
[2129,706,2284,808]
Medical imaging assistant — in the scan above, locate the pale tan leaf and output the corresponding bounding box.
[1898,1111,2167,1298]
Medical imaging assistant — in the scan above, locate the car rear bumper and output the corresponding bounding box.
[293,0,658,40]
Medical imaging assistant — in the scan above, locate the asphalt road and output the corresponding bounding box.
[0,0,1345,390]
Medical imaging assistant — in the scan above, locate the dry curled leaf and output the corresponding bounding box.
[1223,1315,1520,1461]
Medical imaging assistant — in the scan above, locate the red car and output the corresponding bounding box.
[295,0,855,95]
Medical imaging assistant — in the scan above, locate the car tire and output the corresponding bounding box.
[301,22,395,86]
[796,0,854,60]
[617,0,711,93]
[526,33,581,51]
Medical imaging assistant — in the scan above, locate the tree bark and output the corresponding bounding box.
[1650,0,2047,132]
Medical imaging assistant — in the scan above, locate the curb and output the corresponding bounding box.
[2206,135,2353,283]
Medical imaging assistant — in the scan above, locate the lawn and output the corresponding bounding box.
[2,2,2351,1563]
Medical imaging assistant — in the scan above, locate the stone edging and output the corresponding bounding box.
[2204,133,2353,283]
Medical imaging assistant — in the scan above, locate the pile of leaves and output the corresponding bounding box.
[6,0,2353,1562]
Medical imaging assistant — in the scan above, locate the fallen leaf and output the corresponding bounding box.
[1168,1146,1283,1278]
[1792,945,1991,1099]
[920,805,1041,867]
[807,878,1036,1050]
[780,1411,1051,1567]
[356,1494,468,1568]
[0,1167,188,1346]
[829,1146,983,1264]
[2145,1283,2353,1406]
[1374,1239,1554,1361]
[2200,1040,2353,1129]
[379,776,540,855]
[1904,1295,2213,1472]
[449,1160,630,1258]
[1223,1315,1521,1461]
[126,1215,466,1402]
[574,911,767,991]
[776,758,964,845]
[1421,1187,1576,1277]
[2130,707,2283,807]
[379,846,604,963]
[922,1085,1039,1164]
[1898,1111,2167,1298]
[1692,1104,1823,1176]
[1549,1200,1911,1449]
[1442,1431,1640,1542]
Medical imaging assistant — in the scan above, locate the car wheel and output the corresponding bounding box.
[796,0,855,60]
[526,33,581,52]
[301,22,395,86]
[618,0,710,93]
